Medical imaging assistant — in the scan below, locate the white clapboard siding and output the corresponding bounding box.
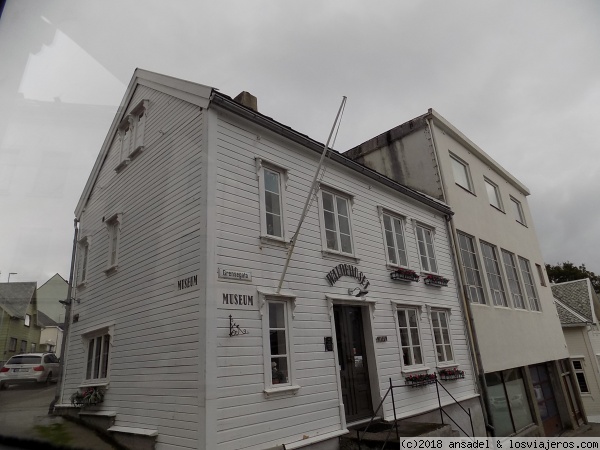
[213,111,477,449]
[62,84,204,450]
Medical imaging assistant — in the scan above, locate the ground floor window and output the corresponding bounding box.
[85,332,111,381]
[8,338,17,352]
[572,360,589,393]
[486,368,534,436]
[20,340,27,353]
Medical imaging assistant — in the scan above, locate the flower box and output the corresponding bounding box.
[405,373,437,387]
[70,386,105,407]
[424,274,449,287]
[438,368,465,381]
[390,268,420,283]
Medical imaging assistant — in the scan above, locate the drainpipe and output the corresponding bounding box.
[427,117,494,436]
[49,218,78,414]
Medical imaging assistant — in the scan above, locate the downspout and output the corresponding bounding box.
[427,117,494,435]
[49,218,78,414]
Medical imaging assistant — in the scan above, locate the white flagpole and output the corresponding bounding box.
[276,96,347,294]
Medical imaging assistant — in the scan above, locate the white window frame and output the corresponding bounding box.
[572,359,590,394]
[480,240,508,307]
[535,263,547,287]
[457,231,487,305]
[24,314,31,327]
[519,256,541,311]
[81,325,114,386]
[77,236,91,286]
[429,308,456,367]
[394,305,427,372]
[501,249,526,309]
[116,99,149,172]
[318,186,356,258]
[378,207,408,268]
[484,178,504,211]
[414,222,438,274]
[105,214,122,273]
[255,158,288,244]
[258,290,299,397]
[510,196,526,226]
[449,153,474,193]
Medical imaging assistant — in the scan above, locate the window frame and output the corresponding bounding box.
[535,263,547,287]
[20,340,27,353]
[77,236,91,286]
[24,314,31,327]
[480,241,508,307]
[414,222,438,274]
[395,306,426,371]
[318,186,356,258]
[430,309,455,366]
[378,207,409,268]
[449,153,474,193]
[457,231,487,305]
[104,214,122,273]
[8,337,17,352]
[115,99,149,172]
[81,325,113,386]
[484,178,504,212]
[501,249,526,309]
[259,290,299,396]
[256,158,288,244]
[572,359,590,394]
[510,196,526,226]
[519,256,541,311]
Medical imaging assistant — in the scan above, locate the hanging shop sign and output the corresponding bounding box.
[325,264,370,289]
[218,268,252,282]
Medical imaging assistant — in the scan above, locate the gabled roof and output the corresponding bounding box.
[551,279,596,322]
[37,310,59,328]
[75,69,214,218]
[554,298,589,326]
[37,273,68,290]
[0,282,37,319]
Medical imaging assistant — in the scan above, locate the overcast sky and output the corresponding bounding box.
[0,0,599,285]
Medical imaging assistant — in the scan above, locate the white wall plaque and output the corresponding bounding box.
[218,268,252,282]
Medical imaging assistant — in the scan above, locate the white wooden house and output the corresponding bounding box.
[57,69,484,450]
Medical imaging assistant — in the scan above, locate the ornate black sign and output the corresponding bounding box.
[325,264,370,289]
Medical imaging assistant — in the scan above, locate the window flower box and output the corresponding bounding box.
[438,368,464,381]
[70,386,105,407]
[405,373,437,387]
[390,268,420,283]
[424,274,449,287]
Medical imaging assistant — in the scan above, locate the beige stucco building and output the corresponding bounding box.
[345,109,585,436]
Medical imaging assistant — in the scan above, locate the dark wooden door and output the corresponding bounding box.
[334,305,373,423]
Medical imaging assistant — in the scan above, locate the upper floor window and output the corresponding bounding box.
[519,257,540,311]
[450,154,473,192]
[535,263,547,287]
[256,159,287,242]
[501,250,525,309]
[457,232,486,304]
[24,314,31,327]
[105,214,122,272]
[484,178,503,211]
[510,197,526,225]
[480,241,508,307]
[415,224,437,273]
[116,100,148,171]
[381,210,408,267]
[572,360,589,393]
[78,237,90,285]
[397,308,423,367]
[431,310,454,364]
[319,189,354,255]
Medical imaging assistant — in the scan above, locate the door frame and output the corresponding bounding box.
[327,294,381,428]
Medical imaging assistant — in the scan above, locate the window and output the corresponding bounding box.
[519,257,540,311]
[256,160,287,241]
[381,211,408,267]
[484,178,503,211]
[31,343,36,352]
[486,369,534,436]
[20,340,27,353]
[116,99,148,171]
[85,332,111,381]
[415,224,437,273]
[431,310,453,363]
[450,154,473,192]
[397,308,423,367]
[264,300,295,389]
[457,232,486,304]
[501,250,525,309]
[24,314,31,327]
[78,237,90,284]
[535,263,547,287]
[320,189,353,255]
[572,360,589,393]
[8,338,17,352]
[480,241,508,307]
[105,214,121,271]
[510,197,526,225]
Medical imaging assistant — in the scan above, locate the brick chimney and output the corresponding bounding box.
[233,91,258,112]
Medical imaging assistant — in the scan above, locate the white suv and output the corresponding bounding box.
[0,353,60,389]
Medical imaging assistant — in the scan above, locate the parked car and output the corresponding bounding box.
[0,353,60,389]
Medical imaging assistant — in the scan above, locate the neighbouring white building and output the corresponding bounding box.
[344,109,585,437]
[37,273,68,324]
[552,279,600,420]
[57,70,485,450]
